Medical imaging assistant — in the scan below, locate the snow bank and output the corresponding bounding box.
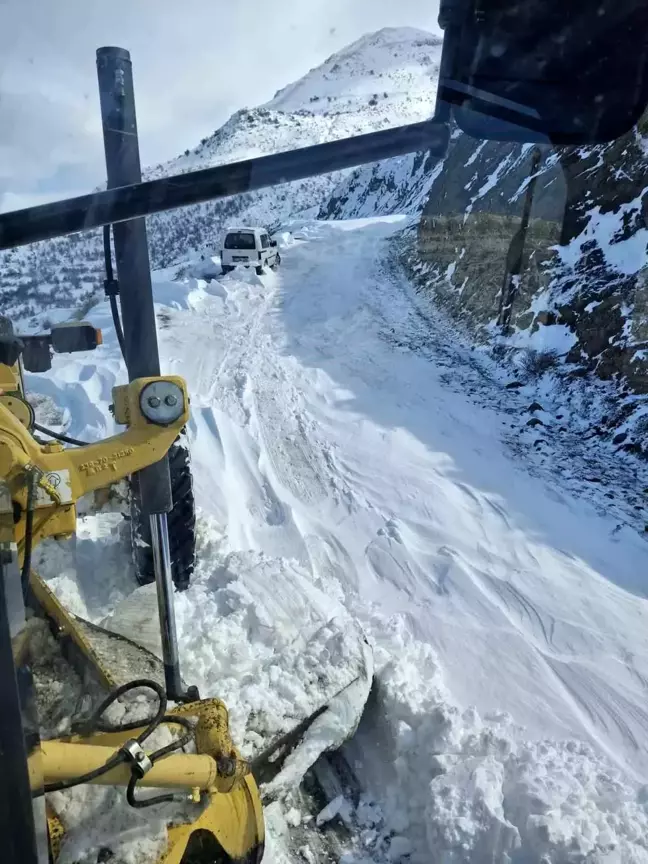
[508,322,577,355]
[342,614,648,864]
[104,513,373,799]
[174,537,372,793]
[559,198,648,277]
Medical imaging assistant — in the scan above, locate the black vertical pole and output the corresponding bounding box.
[96,47,172,514]
[498,146,543,332]
[0,546,45,864]
[96,48,187,701]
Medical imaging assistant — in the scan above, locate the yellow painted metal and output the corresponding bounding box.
[163,775,265,864]
[0,375,189,501]
[65,700,251,795]
[0,393,33,429]
[46,805,65,863]
[171,699,247,793]
[0,357,265,862]
[36,703,264,861]
[0,360,21,392]
[33,741,218,790]
[35,707,264,862]
[0,374,188,558]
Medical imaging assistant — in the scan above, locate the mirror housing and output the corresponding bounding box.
[437,0,648,144]
[0,322,103,374]
[50,322,102,354]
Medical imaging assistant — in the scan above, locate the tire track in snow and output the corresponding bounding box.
[544,656,648,762]
[460,562,648,771]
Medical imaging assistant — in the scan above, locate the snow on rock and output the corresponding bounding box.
[268,28,440,119]
[157,28,440,182]
[559,197,648,277]
[507,321,577,355]
[320,152,444,221]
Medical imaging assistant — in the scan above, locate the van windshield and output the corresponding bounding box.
[224,232,255,250]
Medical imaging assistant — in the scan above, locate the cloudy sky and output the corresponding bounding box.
[0,0,439,212]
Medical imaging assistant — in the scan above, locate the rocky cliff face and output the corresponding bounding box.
[414,119,648,400]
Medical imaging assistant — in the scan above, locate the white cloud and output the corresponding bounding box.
[0,0,439,209]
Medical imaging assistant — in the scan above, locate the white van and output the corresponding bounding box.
[220,227,281,276]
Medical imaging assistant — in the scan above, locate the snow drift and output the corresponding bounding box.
[31,217,648,863]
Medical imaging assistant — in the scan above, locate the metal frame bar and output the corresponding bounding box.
[0,119,449,251]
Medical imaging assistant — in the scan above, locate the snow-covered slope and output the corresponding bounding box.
[33,219,648,863]
[0,28,442,324]
[319,148,444,220]
[153,28,440,179]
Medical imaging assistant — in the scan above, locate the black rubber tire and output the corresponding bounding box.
[129,433,196,591]
[221,265,234,275]
[255,265,265,276]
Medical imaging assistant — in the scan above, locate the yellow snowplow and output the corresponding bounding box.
[0,320,264,863]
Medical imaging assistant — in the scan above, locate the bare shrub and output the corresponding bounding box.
[520,348,560,379]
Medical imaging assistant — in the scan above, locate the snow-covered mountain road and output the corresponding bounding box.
[35,217,648,862]
[168,219,648,765]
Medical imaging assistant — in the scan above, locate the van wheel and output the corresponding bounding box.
[255,265,265,276]
[221,265,234,275]
[271,254,281,270]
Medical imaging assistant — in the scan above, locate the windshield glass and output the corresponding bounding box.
[224,231,256,250]
[2,6,648,864]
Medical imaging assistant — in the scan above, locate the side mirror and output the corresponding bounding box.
[270,240,277,247]
[22,338,51,373]
[50,322,103,354]
[14,322,104,373]
[437,0,648,144]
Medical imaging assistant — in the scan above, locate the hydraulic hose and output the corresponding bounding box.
[36,678,195,798]
[103,224,127,361]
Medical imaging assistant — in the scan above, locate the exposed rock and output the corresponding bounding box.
[535,311,557,327]
[623,441,644,455]
[399,112,648,425]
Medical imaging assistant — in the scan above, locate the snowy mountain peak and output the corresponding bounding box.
[266,26,442,118]
[150,27,440,179]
